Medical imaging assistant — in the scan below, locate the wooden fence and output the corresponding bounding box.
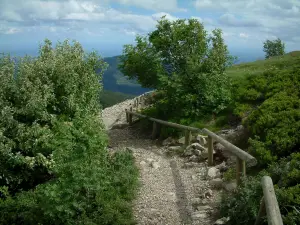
[255,176,283,225]
[125,107,283,225]
[126,107,256,185]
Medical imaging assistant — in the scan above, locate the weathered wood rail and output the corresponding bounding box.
[125,107,256,185]
[125,106,283,225]
[255,176,283,225]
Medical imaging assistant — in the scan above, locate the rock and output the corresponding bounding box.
[178,136,185,144]
[223,181,237,192]
[207,167,219,179]
[204,189,213,198]
[183,162,201,169]
[183,147,193,156]
[216,125,250,148]
[200,149,209,159]
[191,143,207,151]
[214,217,230,225]
[215,170,222,178]
[216,161,227,172]
[162,137,178,146]
[189,155,199,162]
[191,197,201,206]
[200,148,216,160]
[209,178,223,189]
[140,161,147,166]
[197,205,213,211]
[168,146,182,151]
[146,158,154,164]
[151,161,160,169]
[193,149,202,156]
[197,135,208,146]
[214,143,226,152]
[192,211,208,219]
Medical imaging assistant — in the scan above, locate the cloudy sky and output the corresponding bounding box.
[0,0,299,59]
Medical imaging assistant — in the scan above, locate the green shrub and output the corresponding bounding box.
[223,167,236,182]
[220,174,265,225]
[0,40,139,224]
[220,153,300,225]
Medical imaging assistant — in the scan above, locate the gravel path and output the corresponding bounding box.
[102,98,221,225]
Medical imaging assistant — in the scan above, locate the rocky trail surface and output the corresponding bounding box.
[102,95,230,225]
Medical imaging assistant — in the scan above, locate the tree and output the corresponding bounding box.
[263,38,285,59]
[119,16,234,118]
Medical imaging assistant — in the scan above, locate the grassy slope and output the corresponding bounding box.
[227,51,300,80]
[190,51,300,131]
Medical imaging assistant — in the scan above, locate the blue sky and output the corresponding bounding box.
[0,0,300,60]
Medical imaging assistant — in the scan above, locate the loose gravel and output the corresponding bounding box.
[102,97,221,225]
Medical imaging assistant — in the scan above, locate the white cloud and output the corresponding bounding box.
[239,33,249,38]
[0,24,22,34]
[109,0,185,12]
[193,0,300,45]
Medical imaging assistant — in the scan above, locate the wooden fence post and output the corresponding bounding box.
[236,157,246,185]
[129,107,133,125]
[125,109,129,123]
[152,122,158,139]
[261,176,283,225]
[185,130,191,146]
[208,135,213,166]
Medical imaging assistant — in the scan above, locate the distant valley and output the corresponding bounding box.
[102,56,152,96]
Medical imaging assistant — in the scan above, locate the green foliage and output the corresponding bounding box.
[220,153,300,225]
[263,38,285,59]
[0,40,139,224]
[230,63,300,166]
[220,175,265,225]
[0,39,107,193]
[223,167,236,182]
[118,35,161,88]
[119,16,234,119]
[219,52,300,225]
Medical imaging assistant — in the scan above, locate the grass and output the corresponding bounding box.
[226,51,300,81]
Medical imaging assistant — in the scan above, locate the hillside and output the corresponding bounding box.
[102,56,152,96]
[100,90,134,108]
[226,51,300,80]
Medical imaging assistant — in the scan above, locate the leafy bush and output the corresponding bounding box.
[220,174,265,225]
[220,153,300,225]
[0,40,139,224]
[231,65,300,165]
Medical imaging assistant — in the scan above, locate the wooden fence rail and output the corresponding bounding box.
[255,176,283,225]
[125,107,257,185]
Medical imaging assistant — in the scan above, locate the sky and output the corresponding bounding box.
[0,0,300,60]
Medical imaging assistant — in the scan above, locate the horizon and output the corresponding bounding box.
[1,0,299,62]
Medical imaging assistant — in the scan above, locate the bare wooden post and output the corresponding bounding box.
[125,109,129,123]
[129,107,133,125]
[184,130,191,146]
[261,176,283,225]
[236,157,246,185]
[255,197,266,225]
[207,135,213,166]
[152,122,158,139]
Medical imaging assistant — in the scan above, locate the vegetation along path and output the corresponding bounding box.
[102,98,222,225]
